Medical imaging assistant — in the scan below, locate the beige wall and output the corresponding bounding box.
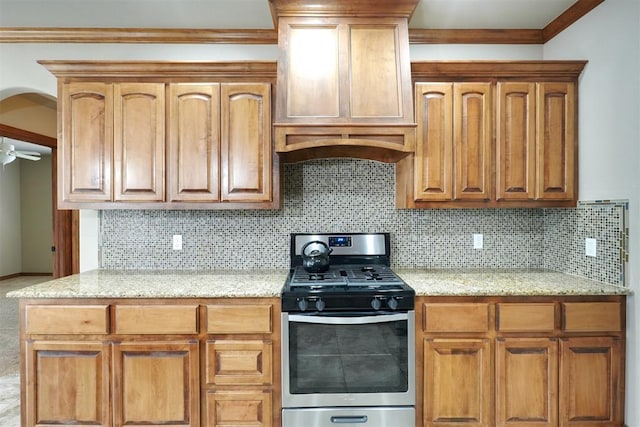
[0,93,57,138]
[0,160,22,276]
[20,155,53,273]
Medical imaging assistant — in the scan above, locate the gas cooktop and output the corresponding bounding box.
[281,233,415,313]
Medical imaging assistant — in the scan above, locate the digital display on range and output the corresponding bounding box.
[328,236,351,247]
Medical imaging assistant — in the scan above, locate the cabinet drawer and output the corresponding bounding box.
[207,304,273,334]
[114,305,198,334]
[563,302,622,332]
[423,303,489,333]
[25,305,109,334]
[497,303,556,332]
[206,340,272,385]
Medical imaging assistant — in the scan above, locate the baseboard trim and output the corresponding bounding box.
[0,272,53,281]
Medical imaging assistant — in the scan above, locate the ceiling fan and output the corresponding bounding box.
[0,137,41,166]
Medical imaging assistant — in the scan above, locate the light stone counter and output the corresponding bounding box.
[6,269,290,299]
[6,268,631,299]
[397,269,631,296]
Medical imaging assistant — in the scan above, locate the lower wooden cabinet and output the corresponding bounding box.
[205,390,273,427]
[419,297,626,427]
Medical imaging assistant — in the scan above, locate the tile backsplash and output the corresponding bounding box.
[100,159,626,286]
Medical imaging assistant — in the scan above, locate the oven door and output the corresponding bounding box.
[282,311,415,408]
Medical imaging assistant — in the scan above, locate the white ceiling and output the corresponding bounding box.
[0,0,577,30]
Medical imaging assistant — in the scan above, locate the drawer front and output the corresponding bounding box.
[497,302,556,332]
[206,340,272,385]
[114,305,198,334]
[563,302,622,332]
[207,304,273,334]
[423,303,489,333]
[25,305,109,334]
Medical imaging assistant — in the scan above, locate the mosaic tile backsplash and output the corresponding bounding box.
[100,159,626,286]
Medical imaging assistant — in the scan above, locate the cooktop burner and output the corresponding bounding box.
[282,233,415,313]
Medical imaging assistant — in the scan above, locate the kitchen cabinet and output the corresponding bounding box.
[44,61,279,210]
[20,298,280,427]
[397,61,584,208]
[417,297,625,427]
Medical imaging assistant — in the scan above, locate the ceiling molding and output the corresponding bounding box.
[410,60,587,79]
[0,0,604,45]
[0,123,57,148]
[542,0,605,42]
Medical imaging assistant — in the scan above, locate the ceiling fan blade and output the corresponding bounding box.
[12,151,41,161]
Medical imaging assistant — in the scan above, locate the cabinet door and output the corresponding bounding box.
[535,82,576,201]
[59,82,113,203]
[25,340,110,427]
[168,83,221,202]
[414,83,453,201]
[454,83,492,201]
[220,83,272,202]
[113,340,199,427]
[496,82,536,201]
[113,83,165,202]
[560,337,622,427]
[496,338,558,427]
[424,339,492,427]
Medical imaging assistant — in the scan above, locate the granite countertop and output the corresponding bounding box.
[6,268,631,299]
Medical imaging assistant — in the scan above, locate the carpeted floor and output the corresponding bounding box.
[0,275,52,427]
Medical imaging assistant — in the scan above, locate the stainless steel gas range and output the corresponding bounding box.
[281,233,416,427]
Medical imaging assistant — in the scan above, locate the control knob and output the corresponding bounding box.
[371,298,382,311]
[387,297,398,310]
[315,298,326,312]
[297,298,308,312]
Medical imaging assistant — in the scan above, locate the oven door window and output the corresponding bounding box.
[288,314,409,394]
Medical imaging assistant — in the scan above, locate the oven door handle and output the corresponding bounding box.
[288,312,408,325]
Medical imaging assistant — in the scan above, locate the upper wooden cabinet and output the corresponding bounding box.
[44,61,279,210]
[397,61,585,209]
[271,0,417,163]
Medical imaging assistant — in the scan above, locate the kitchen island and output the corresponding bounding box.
[9,269,629,427]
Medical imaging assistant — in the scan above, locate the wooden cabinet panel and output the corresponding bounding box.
[206,340,273,385]
[59,82,113,203]
[454,83,492,201]
[497,302,555,332]
[560,337,622,427]
[205,390,272,427]
[207,304,273,334]
[114,304,198,334]
[424,339,491,427]
[496,338,558,427]
[562,302,622,332]
[423,303,490,333]
[496,82,536,201]
[113,340,199,426]
[25,304,109,335]
[536,82,576,201]
[221,83,272,202]
[25,340,110,426]
[168,83,221,202]
[113,83,165,202]
[414,83,453,201]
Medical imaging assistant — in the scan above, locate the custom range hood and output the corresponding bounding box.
[270,0,418,163]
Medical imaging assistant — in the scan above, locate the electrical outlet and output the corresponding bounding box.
[173,234,183,251]
[473,233,483,250]
[585,238,597,257]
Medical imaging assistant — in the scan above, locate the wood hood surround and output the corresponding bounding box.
[270,0,418,163]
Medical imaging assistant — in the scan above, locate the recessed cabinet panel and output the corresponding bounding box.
[206,390,272,427]
[168,83,221,201]
[414,83,453,201]
[207,304,273,334]
[25,304,109,335]
[497,302,555,332]
[206,340,273,385]
[114,304,198,334]
[221,83,272,202]
[563,302,621,332]
[424,303,490,333]
[60,82,113,203]
[496,82,536,201]
[113,83,165,202]
[285,24,340,119]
